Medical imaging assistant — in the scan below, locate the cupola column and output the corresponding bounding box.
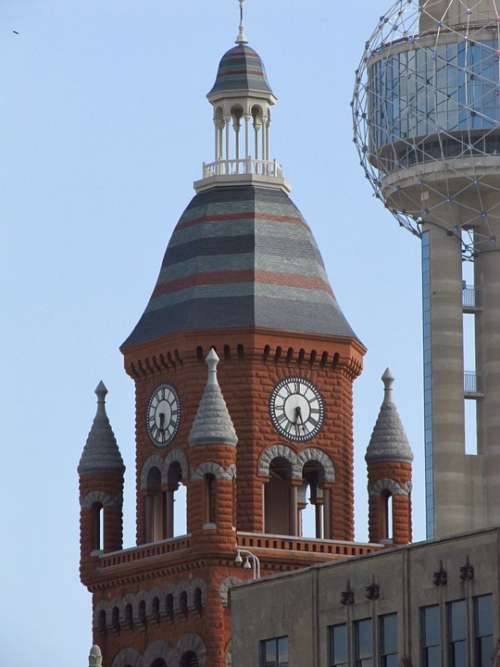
[244,113,250,159]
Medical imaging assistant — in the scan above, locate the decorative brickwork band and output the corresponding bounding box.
[192,462,236,481]
[140,449,189,490]
[368,479,412,497]
[80,491,122,510]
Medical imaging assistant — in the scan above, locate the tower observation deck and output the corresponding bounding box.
[353,0,500,539]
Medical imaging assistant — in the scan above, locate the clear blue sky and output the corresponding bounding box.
[0,1,423,664]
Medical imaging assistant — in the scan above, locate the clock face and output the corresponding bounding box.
[147,385,181,447]
[270,376,325,442]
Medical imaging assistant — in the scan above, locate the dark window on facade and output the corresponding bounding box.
[448,599,467,667]
[260,636,288,667]
[354,618,373,666]
[421,605,441,667]
[329,623,347,667]
[379,614,398,667]
[474,595,493,667]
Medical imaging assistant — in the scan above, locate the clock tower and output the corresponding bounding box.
[78,5,408,667]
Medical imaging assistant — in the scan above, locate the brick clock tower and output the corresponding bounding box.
[78,5,413,667]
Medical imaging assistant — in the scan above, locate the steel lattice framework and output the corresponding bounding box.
[352,0,500,258]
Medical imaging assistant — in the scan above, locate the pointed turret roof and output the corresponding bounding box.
[366,369,413,463]
[78,382,125,475]
[189,349,238,447]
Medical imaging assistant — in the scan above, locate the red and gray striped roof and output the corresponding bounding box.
[208,44,274,98]
[123,186,358,349]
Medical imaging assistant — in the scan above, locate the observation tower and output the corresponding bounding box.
[353,0,500,538]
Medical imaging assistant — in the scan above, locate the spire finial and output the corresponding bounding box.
[206,348,220,386]
[382,368,395,403]
[236,0,248,44]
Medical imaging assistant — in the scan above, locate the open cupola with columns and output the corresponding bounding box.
[78,3,412,667]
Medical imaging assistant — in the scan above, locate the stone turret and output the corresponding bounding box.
[366,369,413,545]
[79,383,125,582]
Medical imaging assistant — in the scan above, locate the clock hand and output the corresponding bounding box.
[159,412,166,432]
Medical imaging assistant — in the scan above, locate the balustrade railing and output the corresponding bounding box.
[462,285,478,309]
[202,158,284,179]
[464,371,479,395]
[99,534,191,568]
[237,532,380,557]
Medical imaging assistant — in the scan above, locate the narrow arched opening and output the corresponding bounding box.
[194,587,203,614]
[300,461,326,539]
[265,457,293,536]
[151,660,167,667]
[91,502,104,551]
[180,652,200,667]
[166,461,187,538]
[125,603,133,630]
[144,467,163,543]
[112,606,120,632]
[382,491,394,542]
[97,609,106,633]
[231,105,244,163]
[139,600,147,626]
[152,596,160,623]
[180,591,189,618]
[205,473,216,525]
[166,593,174,621]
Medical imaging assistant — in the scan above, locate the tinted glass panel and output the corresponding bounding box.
[278,637,288,667]
[330,624,347,666]
[422,606,441,667]
[263,640,276,667]
[451,641,467,667]
[449,600,467,641]
[478,637,493,667]
[355,619,373,660]
[380,614,398,654]
[475,595,493,637]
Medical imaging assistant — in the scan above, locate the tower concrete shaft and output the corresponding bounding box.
[353,0,500,538]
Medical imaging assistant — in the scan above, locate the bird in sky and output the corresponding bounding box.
[13,30,19,35]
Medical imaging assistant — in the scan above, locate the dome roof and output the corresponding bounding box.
[208,44,274,98]
[78,382,125,476]
[123,185,359,349]
[366,369,413,464]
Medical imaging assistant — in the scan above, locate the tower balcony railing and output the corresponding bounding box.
[98,534,191,569]
[202,158,284,179]
[464,371,482,397]
[462,284,479,311]
[237,532,381,558]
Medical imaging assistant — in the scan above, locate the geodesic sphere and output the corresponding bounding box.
[352,0,500,255]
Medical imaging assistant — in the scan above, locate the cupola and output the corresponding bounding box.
[195,0,288,193]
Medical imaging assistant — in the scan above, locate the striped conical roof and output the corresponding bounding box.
[123,185,358,349]
[208,44,273,98]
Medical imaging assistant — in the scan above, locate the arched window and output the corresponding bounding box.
[166,461,186,538]
[91,503,104,551]
[194,587,203,614]
[205,474,216,525]
[98,610,106,633]
[125,603,133,629]
[301,461,326,539]
[152,596,160,623]
[265,457,293,536]
[139,600,147,626]
[166,593,174,621]
[180,591,188,618]
[112,606,120,632]
[382,491,394,542]
[145,467,163,543]
[180,652,199,667]
[151,660,168,667]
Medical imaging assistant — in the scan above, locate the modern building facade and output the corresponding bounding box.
[77,4,414,667]
[353,0,500,539]
[231,526,500,667]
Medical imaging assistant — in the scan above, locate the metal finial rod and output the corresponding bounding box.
[236,0,248,44]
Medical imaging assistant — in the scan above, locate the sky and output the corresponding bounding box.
[0,1,424,665]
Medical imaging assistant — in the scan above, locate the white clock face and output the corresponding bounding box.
[147,385,180,447]
[270,377,324,442]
